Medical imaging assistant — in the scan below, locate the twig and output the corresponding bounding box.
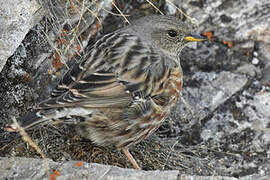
[12,117,50,178]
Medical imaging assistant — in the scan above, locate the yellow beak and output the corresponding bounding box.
[184,34,208,42]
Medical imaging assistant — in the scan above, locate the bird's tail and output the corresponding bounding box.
[5,110,55,132]
[5,107,92,132]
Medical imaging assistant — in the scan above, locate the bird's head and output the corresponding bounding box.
[130,15,207,58]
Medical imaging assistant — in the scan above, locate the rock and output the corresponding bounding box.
[0,157,179,180]
[261,66,270,86]
[170,71,248,124]
[172,0,270,42]
[179,174,270,180]
[0,0,43,72]
[243,90,270,143]
[200,89,270,143]
[236,64,261,77]
[0,157,269,180]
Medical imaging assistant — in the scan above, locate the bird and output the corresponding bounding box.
[5,15,207,170]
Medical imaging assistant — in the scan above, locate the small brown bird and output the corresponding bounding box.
[6,15,206,169]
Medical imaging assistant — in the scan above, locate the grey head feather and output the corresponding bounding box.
[126,15,196,59]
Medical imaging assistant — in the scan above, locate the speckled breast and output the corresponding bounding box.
[119,67,183,148]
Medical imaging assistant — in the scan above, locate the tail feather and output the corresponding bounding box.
[5,111,52,132]
[5,107,92,132]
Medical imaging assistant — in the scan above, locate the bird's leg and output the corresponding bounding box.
[122,149,141,170]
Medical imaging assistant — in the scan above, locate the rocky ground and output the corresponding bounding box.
[0,0,270,179]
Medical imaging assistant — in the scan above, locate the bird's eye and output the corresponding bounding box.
[167,29,178,37]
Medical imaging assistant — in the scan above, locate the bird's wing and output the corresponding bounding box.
[38,31,169,109]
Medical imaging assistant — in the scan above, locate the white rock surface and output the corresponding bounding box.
[0,0,43,72]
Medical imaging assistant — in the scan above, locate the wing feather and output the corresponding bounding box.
[38,31,173,109]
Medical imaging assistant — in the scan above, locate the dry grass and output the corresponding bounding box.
[11,118,50,178]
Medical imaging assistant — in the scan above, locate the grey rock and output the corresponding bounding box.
[200,87,270,143]
[179,174,270,180]
[171,71,248,123]
[236,64,261,77]
[1,157,269,180]
[0,157,179,180]
[261,66,270,86]
[241,90,270,143]
[258,42,270,66]
[178,175,238,180]
[0,0,43,72]
[172,0,270,42]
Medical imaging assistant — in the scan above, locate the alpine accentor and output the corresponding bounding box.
[6,15,207,169]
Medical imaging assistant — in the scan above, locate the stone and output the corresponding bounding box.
[0,157,179,180]
[236,64,261,77]
[261,66,270,86]
[0,0,43,72]
[170,71,248,123]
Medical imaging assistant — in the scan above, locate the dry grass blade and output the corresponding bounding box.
[146,0,164,15]
[63,0,86,54]
[38,0,111,71]
[95,1,130,17]
[111,0,130,23]
[166,0,198,26]
[73,0,103,30]
[162,139,178,170]
[179,95,196,119]
[12,117,50,178]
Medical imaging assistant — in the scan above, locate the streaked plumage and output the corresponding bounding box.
[6,15,206,169]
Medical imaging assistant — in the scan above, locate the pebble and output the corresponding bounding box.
[252,58,259,65]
